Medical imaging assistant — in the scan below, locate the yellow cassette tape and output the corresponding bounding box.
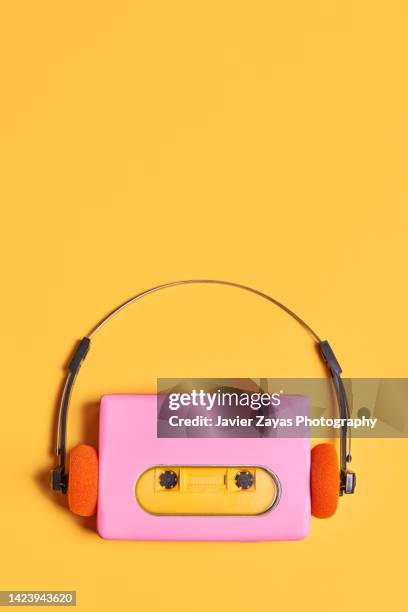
[135,466,280,516]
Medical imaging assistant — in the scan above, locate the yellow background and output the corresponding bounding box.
[1,2,407,610]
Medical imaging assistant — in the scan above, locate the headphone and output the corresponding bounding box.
[51,280,356,519]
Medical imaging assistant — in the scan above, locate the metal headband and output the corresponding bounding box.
[51,279,355,495]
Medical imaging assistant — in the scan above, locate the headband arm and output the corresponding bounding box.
[51,337,90,493]
[320,340,355,494]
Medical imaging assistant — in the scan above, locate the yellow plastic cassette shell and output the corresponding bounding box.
[135,466,281,516]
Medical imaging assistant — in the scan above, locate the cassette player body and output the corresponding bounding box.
[97,394,311,541]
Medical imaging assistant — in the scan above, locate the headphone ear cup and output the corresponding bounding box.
[67,444,98,517]
[311,443,339,518]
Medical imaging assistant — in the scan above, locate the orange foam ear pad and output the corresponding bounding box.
[311,443,339,518]
[68,444,98,517]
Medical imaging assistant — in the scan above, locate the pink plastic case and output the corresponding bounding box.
[97,394,311,541]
